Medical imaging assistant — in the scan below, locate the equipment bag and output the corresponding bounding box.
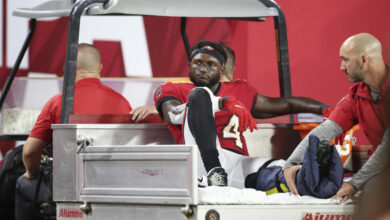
[0,145,26,220]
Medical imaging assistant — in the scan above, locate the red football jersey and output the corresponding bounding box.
[154,80,258,155]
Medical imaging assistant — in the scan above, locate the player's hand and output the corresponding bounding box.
[223,96,257,132]
[130,105,158,123]
[331,182,356,203]
[283,165,302,195]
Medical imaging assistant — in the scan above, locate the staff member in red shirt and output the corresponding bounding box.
[283,33,390,203]
[15,43,132,219]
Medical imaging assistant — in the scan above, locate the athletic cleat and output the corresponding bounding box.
[198,176,208,188]
[207,167,227,186]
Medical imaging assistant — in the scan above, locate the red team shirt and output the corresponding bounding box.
[328,70,390,156]
[29,78,132,144]
[154,80,258,156]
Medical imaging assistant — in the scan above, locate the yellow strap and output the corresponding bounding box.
[265,183,289,195]
[280,183,289,192]
[265,187,279,195]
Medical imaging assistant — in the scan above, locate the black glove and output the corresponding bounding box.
[316,140,333,175]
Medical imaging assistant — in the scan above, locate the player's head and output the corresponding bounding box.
[75,43,102,81]
[189,41,227,89]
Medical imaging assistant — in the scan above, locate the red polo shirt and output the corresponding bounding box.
[329,68,390,156]
[29,78,132,143]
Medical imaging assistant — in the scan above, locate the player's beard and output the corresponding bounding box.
[190,73,220,88]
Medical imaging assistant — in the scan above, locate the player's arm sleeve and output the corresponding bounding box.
[154,84,183,121]
[283,119,344,169]
[349,127,390,190]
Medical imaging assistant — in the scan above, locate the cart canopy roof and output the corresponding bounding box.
[13,0,278,20]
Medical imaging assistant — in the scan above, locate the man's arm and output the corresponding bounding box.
[333,127,390,202]
[160,99,185,124]
[252,94,327,118]
[284,120,343,168]
[23,137,46,179]
[283,120,343,194]
[350,128,389,189]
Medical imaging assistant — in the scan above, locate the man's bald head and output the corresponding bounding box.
[76,43,102,76]
[341,33,383,59]
[340,33,387,89]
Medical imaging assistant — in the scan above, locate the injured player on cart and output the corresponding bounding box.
[154,40,329,188]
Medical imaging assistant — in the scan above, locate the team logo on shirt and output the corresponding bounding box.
[203,45,215,51]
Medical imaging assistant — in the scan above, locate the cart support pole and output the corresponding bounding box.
[180,17,191,61]
[0,19,36,110]
[259,0,294,123]
[60,0,108,123]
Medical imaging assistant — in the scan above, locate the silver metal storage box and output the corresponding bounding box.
[52,124,197,219]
